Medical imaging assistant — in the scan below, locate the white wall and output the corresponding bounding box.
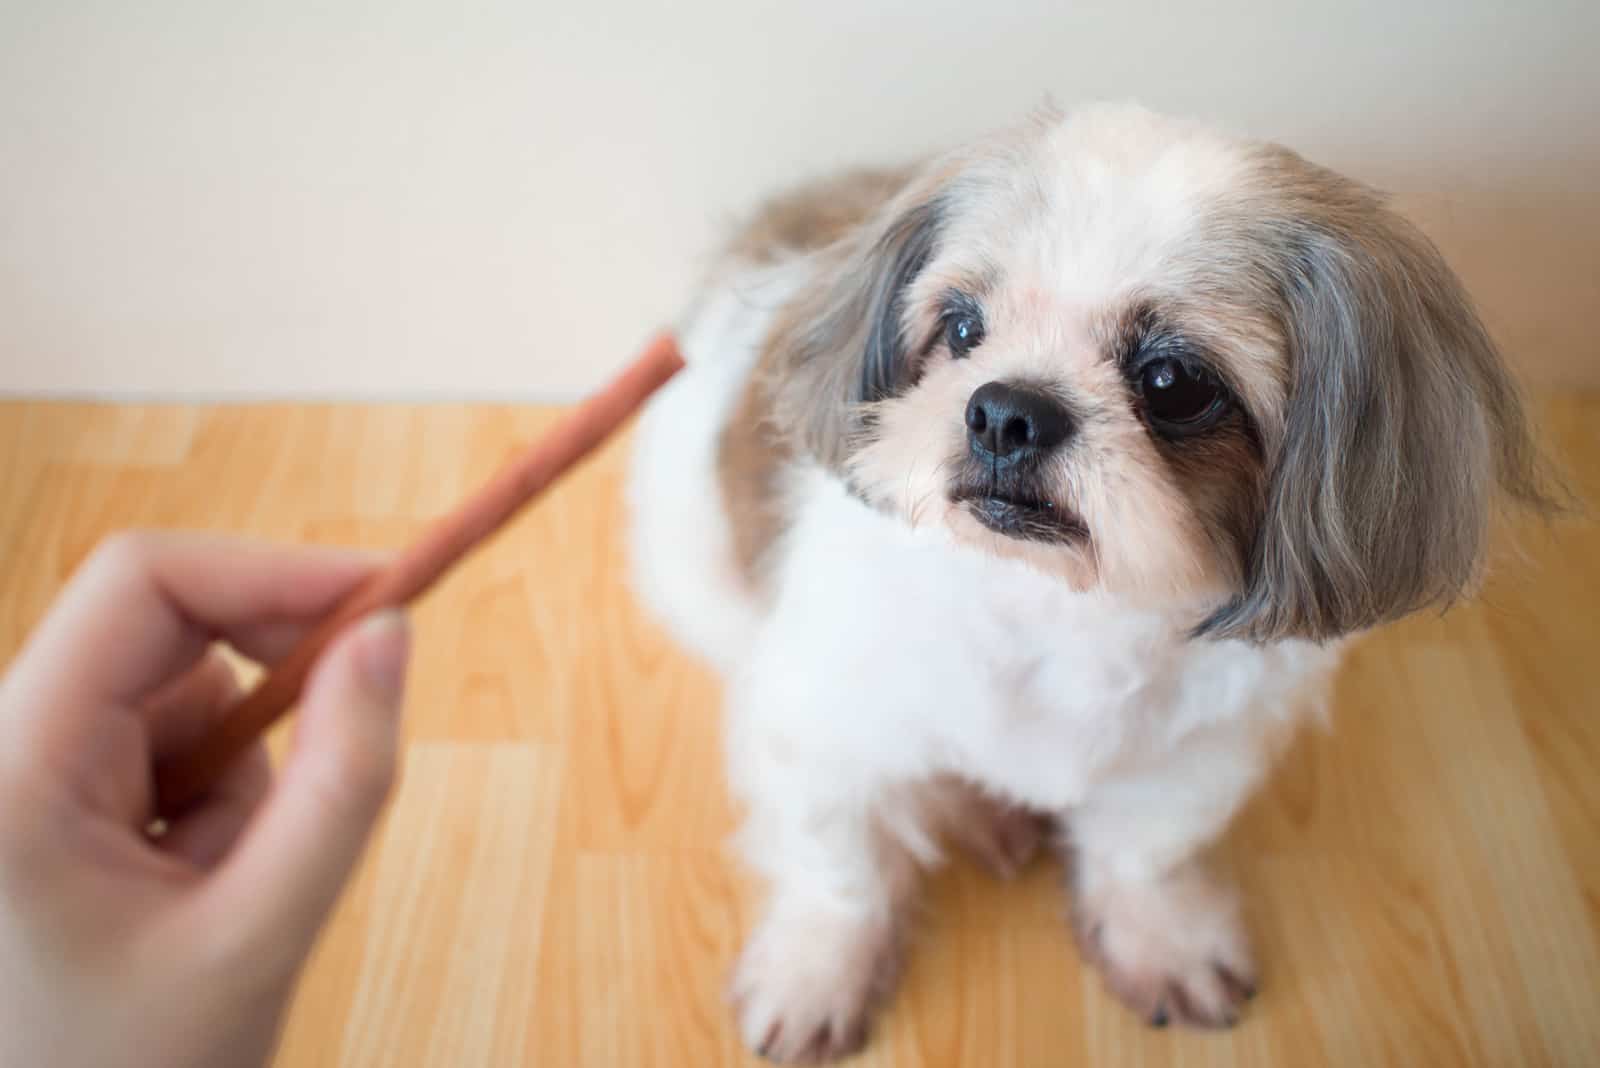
[2,0,1597,399]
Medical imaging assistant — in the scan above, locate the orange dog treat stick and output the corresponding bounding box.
[154,333,685,815]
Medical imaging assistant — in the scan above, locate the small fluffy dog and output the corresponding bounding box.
[626,102,1551,1062]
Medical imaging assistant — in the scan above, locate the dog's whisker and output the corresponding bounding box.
[900,428,954,528]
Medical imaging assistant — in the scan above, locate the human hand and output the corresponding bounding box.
[0,532,411,1068]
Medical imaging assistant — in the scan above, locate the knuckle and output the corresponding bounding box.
[303,743,397,820]
[175,909,301,994]
[88,529,159,580]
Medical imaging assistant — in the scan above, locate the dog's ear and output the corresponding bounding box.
[767,182,948,469]
[1200,156,1559,643]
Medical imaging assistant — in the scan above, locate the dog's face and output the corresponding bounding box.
[770,103,1550,641]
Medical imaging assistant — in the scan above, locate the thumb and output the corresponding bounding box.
[201,610,410,967]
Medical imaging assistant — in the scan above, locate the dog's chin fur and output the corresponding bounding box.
[625,101,1557,1062]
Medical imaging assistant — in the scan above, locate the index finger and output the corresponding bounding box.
[1,531,379,749]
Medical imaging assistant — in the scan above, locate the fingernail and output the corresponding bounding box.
[356,611,410,703]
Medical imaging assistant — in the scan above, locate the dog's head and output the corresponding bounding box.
[766,102,1554,642]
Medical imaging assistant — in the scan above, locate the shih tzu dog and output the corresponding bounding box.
[625,101,1552,1062]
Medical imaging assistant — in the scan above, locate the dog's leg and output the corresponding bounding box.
[1063,732,1267,1029]
[727,760,922,1064]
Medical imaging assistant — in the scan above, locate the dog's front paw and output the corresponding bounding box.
[1073,861,1257,1029]
[730,908,901,1064]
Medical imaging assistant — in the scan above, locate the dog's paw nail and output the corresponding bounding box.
[1215,962,1258,1003]
[758,1021,783,1058]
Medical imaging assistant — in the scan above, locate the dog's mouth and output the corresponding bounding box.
[953,487,1088,544]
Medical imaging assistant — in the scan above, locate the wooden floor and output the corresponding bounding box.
[1,397,1597,1067]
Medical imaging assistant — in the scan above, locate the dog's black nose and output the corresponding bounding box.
[965,382,1073,463]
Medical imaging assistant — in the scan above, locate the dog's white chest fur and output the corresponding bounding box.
[746,464,1336,810]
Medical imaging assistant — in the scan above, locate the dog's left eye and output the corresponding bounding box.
[1139,357,1227,433]
[944,314,984,358]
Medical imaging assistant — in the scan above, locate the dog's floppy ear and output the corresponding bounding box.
[1200,155,1558,643]
[767,181,948,469]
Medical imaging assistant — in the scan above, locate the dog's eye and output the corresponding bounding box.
[1139,357,1227,433]
[944,314,984,358]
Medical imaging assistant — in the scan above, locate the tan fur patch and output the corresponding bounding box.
[724,168,911,264]
[716,371,791,586]
[715,168,915,588]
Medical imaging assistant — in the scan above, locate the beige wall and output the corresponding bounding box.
[2,0,1596,399]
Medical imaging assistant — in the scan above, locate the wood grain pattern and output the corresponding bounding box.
[0,398,1595,1067]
